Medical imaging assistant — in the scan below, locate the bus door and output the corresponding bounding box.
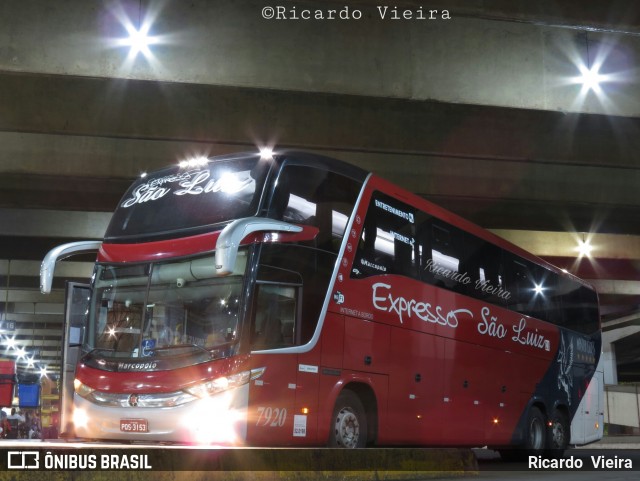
[60,282,91,437]
[40,240,100,438]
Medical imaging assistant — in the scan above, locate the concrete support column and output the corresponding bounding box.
[602,339,618,385]
[602,320,640,385]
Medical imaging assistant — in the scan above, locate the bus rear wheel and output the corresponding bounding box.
[547,409,569,454]
[329,390,367,448]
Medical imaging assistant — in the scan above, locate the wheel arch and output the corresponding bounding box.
[551,401,570,420]
[531,399,548,417]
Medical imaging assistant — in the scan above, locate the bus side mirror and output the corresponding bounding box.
[215,217,302,276]
[40,241,102,294]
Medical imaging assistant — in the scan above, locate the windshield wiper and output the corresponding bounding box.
[83,347,115,358]
[150,343,214,359]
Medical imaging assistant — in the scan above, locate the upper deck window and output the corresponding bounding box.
[351,191,421,279]
[268,164,363,253]
[350,190,599,334]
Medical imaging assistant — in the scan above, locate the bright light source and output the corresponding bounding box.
[259,147,274,160]
[39,366,48,378]
[560,31,624,113]
[577,238,593,257]
[179,156,209,169]
[121,23,159,59]
[26,357,35,368]
[73,407,89,429]
[533,284,544,295]
[182,394,242,445]
[579,64,605,94]
[107,2,167,62]
[219,172,251,194]
[16,347,26,360]
[128,28,149,54]
[6,336,16,350]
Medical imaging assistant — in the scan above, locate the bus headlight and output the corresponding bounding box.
[184,368,265,399]
[72,407,89,429]
[74,379,95,399]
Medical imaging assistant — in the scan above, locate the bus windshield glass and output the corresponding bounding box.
[105,154,270,241]
[85,250,248,363]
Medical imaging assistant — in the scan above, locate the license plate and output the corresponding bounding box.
[120,419,148,433]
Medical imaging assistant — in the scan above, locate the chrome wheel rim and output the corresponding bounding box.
[334,407,360,448]
[551,420,565,448]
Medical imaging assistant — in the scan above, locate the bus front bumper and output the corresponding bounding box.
[71,385,249,444]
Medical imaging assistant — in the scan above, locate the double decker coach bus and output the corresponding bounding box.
[41,150,603,453]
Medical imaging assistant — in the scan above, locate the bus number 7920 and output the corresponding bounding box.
[256,407,287,427]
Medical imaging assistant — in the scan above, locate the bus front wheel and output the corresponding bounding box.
[328,390,367,448]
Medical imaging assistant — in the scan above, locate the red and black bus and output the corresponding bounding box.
[41,150,603,451]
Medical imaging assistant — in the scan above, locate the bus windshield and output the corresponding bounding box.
[85,250,248,364]
[105,154,270,242]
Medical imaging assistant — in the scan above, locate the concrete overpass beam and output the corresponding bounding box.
[1,1,640,116]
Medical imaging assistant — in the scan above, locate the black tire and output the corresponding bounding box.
[328,390,367,448]
[546,408,570,455]
[524,406,547,453]
[499,406,547,462]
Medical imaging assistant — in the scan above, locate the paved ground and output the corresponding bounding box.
[576,435,640,449]
[472,435,640,462]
